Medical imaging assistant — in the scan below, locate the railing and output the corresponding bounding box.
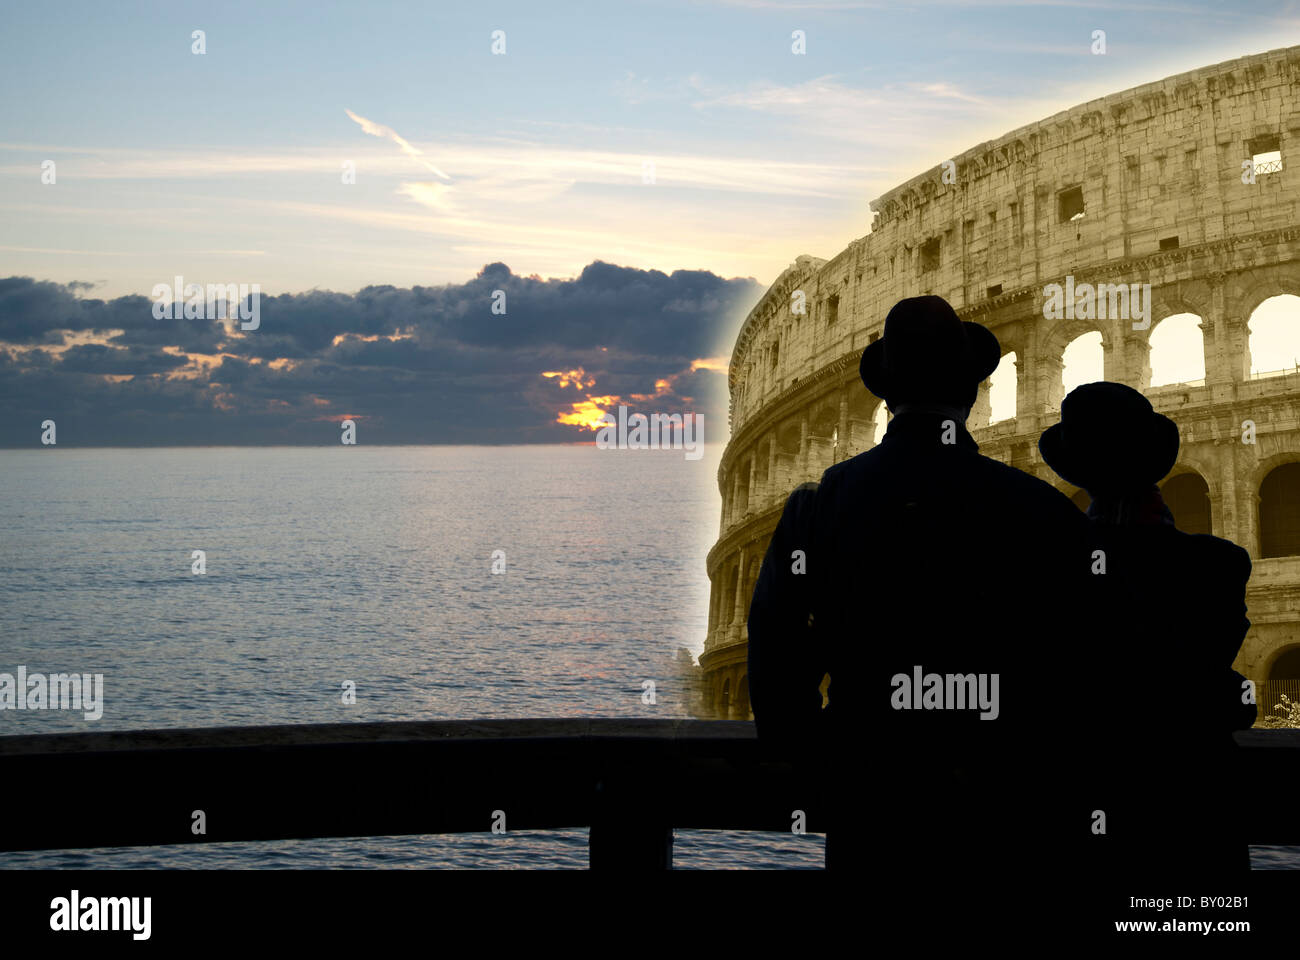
[1255,680,1300,725]
[1148,378,1206,389]
[1,720,1296,866]
[1249,365,1300,380]
[0,719,825,868]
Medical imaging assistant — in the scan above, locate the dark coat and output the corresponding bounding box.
[747,410,1091,873]
[1079,517,1255,873]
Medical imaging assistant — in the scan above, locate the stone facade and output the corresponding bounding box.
[702,46,1300,720]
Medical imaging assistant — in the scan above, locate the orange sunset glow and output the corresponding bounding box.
[541,368,597,390]
[556,396,619,431]
[546,355,728,432]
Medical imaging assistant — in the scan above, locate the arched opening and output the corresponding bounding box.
[736,458,751,515]
[743,554,760,621]
[811,402,838,435]
[873,399,891,446]
[1070,488,1091,513]
[719,678,731,719]
[1149,313,1205,386]
[846,389,875,456]
[808,401,839,473]
[754,440,770,492]
[737,674,751,720]
[721,562,737,626]
[1161,472,1212,535]
[1260,463,1300,558]
[1269,646,1300,682]
[1249,294,1300,379]
[1263,645,1300,726]
[988,351,1017,423]
[1062,331,1104,395]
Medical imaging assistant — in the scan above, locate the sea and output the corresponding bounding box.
[0,444,822,869]
[0,445,1293,870]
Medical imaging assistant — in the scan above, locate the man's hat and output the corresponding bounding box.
[859,296,1001,403]
[1039,381,1180,493]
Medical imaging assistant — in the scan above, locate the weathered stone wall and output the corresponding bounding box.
[702,45,1300,719]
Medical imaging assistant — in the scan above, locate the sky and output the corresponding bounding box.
[2,1,1299,445]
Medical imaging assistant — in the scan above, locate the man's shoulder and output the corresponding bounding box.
[966,453,1085,520]
[818,446,1082,533]
[975,454,1065,492]
[1174,530,1252,579]
[822,445,1078,503]
[820,447,880,482]
[774,480,821,529]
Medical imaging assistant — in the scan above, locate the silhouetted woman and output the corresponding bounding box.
[1040,381,1256,874]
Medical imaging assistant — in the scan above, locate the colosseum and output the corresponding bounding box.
[701,45,1300,723]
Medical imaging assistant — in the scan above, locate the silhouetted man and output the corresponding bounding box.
[748,296,1090,877]
[1039,382,1256,874]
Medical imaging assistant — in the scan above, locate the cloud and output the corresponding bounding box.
[397,181,456,211]
[0,136,872,292]
[344,109,453,181]
[0,264,762,446]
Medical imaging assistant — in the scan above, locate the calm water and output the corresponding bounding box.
[0,445,823,869]
[0,446,1291,870]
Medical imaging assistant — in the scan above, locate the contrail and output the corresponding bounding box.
[345,108,452,181]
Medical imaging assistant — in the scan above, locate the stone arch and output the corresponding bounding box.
[1164,452,1221,500]
[1161,469,1213,535]
[1249,450,1300,499]
[1266,644,1300,681]
[1041,317,1109,411]
[1148,287,1210,328]
[736,674,751,720]
[1234,269,1300,323]
[719,678,732,718]
[1041,315,1110,367]
[1259,461,1300,558]
[809,397,839,437]
[776,419,802,454]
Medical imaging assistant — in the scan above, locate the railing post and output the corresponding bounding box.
[589,777,673,870]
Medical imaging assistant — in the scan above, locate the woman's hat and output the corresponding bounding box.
[859,296,1001,403]
[1039,381,1180,492]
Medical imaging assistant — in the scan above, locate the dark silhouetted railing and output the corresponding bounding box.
[1,720,1296,867]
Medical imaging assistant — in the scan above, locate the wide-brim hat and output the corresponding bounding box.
[1039,381,1180,492]
[859,296,1001,403]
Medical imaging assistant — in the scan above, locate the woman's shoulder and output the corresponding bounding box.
[1134,528,1253,589]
